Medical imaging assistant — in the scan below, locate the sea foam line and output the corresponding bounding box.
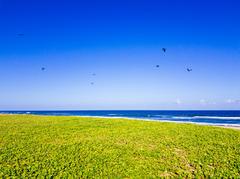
[192,116,240,120]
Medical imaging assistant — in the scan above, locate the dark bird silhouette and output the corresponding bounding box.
[162,48,166,53]
[187,68,192,72]
[41,67,46,71]
[17,33,24,37]
[156,65,160,68]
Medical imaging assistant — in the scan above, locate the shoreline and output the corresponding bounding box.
[1,113,240,130]
[220,126,240,130]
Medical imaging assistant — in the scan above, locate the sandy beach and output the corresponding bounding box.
[220,126,240,130]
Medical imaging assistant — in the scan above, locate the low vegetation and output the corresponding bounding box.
[0,115,240,178]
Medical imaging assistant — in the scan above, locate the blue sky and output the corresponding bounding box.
[0,0,240,110]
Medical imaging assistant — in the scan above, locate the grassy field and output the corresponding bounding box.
[0,115,240,178]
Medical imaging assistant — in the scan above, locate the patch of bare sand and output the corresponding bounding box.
[218,126,240,130]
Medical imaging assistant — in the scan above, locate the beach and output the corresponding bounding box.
[221,126,240,130]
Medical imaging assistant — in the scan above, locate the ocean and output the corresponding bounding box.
[1,110,240,127]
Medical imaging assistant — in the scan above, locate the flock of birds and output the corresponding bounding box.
[17,34,193,85]
[156,48,193,72]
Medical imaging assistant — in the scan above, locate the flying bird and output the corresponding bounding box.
[187,68,192,72]
[41,67,46,71]
[162,48,166,53]
[90,82,94,85]
[156,65,160,68]
[17,33,24,37]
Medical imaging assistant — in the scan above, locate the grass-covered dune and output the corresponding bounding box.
[0,115,240,178]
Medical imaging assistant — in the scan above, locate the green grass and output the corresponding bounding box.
[0,115,240,178]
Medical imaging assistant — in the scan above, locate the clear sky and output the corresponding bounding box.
[0,0,240,110]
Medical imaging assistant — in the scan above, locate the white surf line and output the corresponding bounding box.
[73,115,240,128]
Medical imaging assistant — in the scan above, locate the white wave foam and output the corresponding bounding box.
[192,116,240,120]
[172,116,194,120]
[74,116,240,127]
[171,116,240,120]
[153,115,170,117]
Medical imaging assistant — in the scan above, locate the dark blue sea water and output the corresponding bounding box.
[1,110,240,127]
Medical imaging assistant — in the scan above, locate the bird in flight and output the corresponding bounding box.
[187,68,193,72]
[41,67,46,71]
[90,82,94,85]
[156,65,160,68]
[162,48,166,53]
[17,33,24,37]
